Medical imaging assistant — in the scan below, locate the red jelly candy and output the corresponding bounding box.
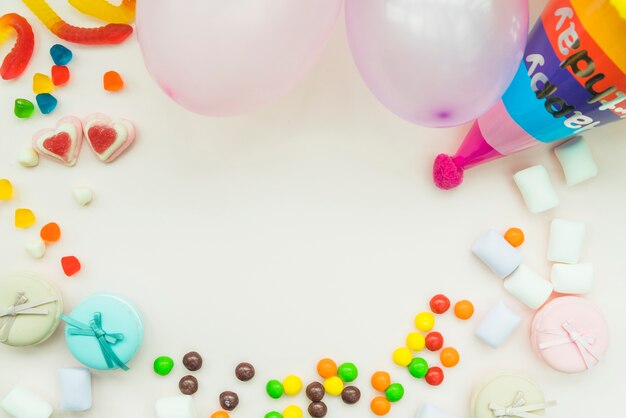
[0,13,35,80]
[51,65,70,86]
[425,367,444,386]
[425,331,444,351]
[61,256,81,276]
[429,294,451,314]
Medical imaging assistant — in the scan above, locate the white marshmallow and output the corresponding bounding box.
[59,368,92,411]
[547,219,586,263]
[18,147,39,168]
[513,165,560,213]
[472,230,522,278]
[554,136,598,186]
[503,264,553,309]
[25,239,46,259]
[551,263,594,294]
[416,403,458,418]
[474,300,521,348]
[73,187,93,206]
[155,395,197,418]
[1,386,53,418]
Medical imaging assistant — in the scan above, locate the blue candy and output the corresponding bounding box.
[50,44,73,66]
[36,93,58,114]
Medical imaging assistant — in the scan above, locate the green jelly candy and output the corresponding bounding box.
[266,379,284,399]
[14,98,35,119]
[408,357,429,379]
[385,382,404,402]
[153,356,174,376]
[264,412,283,418]
[337,362,359,382]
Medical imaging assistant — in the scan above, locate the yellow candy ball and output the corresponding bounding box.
[324,376,344,396]
[414,312,435,332]
[283,375,303,396]
[392,347,413,367]
[406,332,426,351]
[283,405,303,418]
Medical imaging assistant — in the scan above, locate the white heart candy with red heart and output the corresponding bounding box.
[32,116,83,166]
[83,113,136,163]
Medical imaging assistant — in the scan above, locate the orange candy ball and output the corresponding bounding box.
[454,300,474,320]
[317,358,337,379]
[103,70,124,91]
[40,222,61,242]
[371,371,391,392]
[211,412,229,418]
[370,396,391,416]
[440,347,460,368]
[504,227,525,247]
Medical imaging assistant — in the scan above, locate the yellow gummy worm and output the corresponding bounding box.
[68,0,136,24]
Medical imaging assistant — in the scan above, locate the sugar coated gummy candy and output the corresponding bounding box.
[18,147,39,167]
[25,239,46,258]
[61,256,81,276]
[15,208,36,228]
[103,70,124,91]
[36,93,58,114]
[51,65,70,86]
[40,222,61,242]
[14,98,35,118]
[50,44,72,65]
[68,0,136,24]
[0,13,34,80]
[0,179,13,200]
[33,72,54,94]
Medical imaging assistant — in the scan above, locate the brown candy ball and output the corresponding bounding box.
[308,401,328,418]
[219,391,239,411]
[341,386,361,404]
[235,362,255,381]
[179,375,198,395]
[306,382,325,402]
[183,351,203,371]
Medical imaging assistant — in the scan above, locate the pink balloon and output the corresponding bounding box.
[136,0,341,117]
[345,0,529,128]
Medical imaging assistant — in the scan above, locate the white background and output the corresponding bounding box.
[1,1,625,417]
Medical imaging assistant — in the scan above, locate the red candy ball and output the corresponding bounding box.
[429,294,451,314]
[425,367,444,386]
[425,331,444,351]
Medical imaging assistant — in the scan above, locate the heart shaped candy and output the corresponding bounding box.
[32,116,83,166]
[83,113,135,163]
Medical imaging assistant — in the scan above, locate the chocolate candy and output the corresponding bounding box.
[308,401,328,418]
[183,351,203,371]
[306,382,325,402]
[179,375,198,395]
[219,391,239,411]
[235,362,255,381]
[341,386,361,404]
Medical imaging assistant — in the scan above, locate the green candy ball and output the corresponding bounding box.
[408,357,429,379]
[266,379,284,399]
[337,362,358,382]
[264,412,283,418]
[153,356,174,376]
[385,382,405,402]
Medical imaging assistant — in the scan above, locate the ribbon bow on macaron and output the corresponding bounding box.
[0,291,58,342]
[489,391,556,418]
[539,321,599,369]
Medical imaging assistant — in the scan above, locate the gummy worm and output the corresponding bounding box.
[21,0,133,45]
[68,0,136,24]
[0,13,34,80]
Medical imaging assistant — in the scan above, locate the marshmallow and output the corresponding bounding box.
[416,403,458,418]
[513,165,560,213]
[503,264,553,309]
[554,136,598,186]
[547,219,586,263]
[73,187,93,206]
[551,263,593,294]
[155,395,198,418]
[1,386,53,418]
[471,230,522,278]
[59,367,92,411]
[474,300,521,348]
[18,147,39,167]
[25,239,46,259]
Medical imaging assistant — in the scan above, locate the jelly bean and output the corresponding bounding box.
[385,383,404,402]
[40,222,61,242]
[18,147,39,167]
[504,227,525,247]
[282,375,302,396]
[406,332,426,351]
[323,376,343,396]
[22,0,133,45]
[317,358,337,379]
[266,380,284,399]
[15,208,35,228]
[370,396,391,416]
[68,0,136,24]
[392,347,412,367]
[61,255,81,276]
[425,367,444,386]
[211,412,229,418]
[50,44,72,65]
[0,13,34,80]
[429,294,451,314]
[454,300,475,320]
[440,347,460,368]
[153,356,174,376]
[0,179,13,200]
[408,357,429,379]
[103,70,124,91]
[414,312,435,332]
[283,405,302,418]
[371,371,391,392]
[14,98,35,118]
[425,331,444,352]
[51,65,70,86]
[33,73,54,94]
[36,93,57,114]
[264,412,282,418]
[337,362,358,383]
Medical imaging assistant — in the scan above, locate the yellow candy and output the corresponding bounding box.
[414,312,435,332]
[323,376,344,396]
[0,179,13,200]
[283,375,302,396]
[283,405,302,418]
[406,332,426,351]
[15,208,36,228]
[33,73,54,94]
[392,347,413,367]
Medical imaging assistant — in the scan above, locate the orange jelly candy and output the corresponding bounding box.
[440,347,460,368]
[371,396,391,416]
[40,222,61,242]
[371,371,391,392]
[454,300,474,320]
[504,227,525,247]
[103,70,124,91]
[317,358,337,379]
